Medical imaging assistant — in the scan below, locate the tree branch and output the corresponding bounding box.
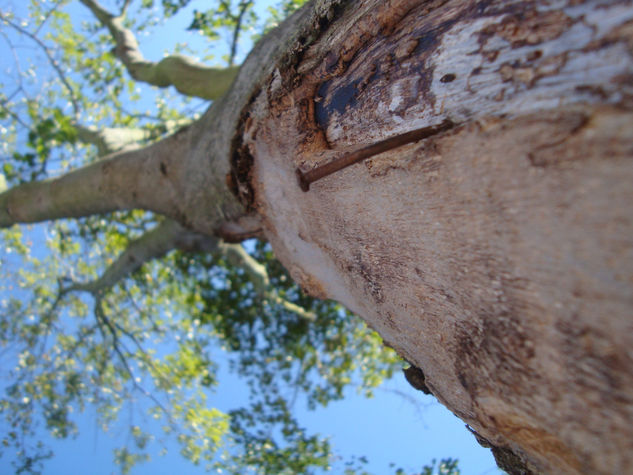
[270,293,316,321]
[228,1,253,67]
[218,241,269,294]
[74,124,153,156]
[79,0,239,100]
[93,296,175,422]
[0,125,194,227]
[33,1,63,36]
[65,218,315,320]
[120,0,133,17]
[70,219,209,294]
[218,242,316,320]
[0,91,30,130]
[74,119,191,155]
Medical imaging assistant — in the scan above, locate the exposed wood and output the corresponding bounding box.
[241,0,633,473]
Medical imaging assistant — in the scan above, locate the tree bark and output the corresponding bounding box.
[0,0,340,237]
[2,0,632,472]
[237,0,633,473]
[79,0,240,100]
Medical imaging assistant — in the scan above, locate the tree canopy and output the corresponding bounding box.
[0,0,429,473]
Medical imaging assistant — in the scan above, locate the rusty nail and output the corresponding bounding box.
[296,119,454,191]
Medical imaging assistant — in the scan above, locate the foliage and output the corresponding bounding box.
[386,458,460,475]
[388,458,461,475]
[188,0,256,66]
[419,458,460,475]
[0,0,418,473]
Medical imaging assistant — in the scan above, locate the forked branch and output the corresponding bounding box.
[62,218,314,320]
[79,0,239,100]
[69,219,206,294]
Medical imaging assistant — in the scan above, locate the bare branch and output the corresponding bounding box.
[0,93,30,130]
[33,1,64,36]
[70,219,219,295]
[0,125,194,227]
[218,241,269,293]
[120,0,133,17]
[94,296,175,423]
[270,293,316,321]
[0,31,36,123]
[228,1,254,67]
[74,120,191,156]
[79,0,239,100]
[218,242,316,320]
[64,218,315,320]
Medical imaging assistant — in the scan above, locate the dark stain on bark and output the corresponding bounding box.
[230,113,256,210]
[555,319,633,406]
[229,0,354,206]
[403,365,432,394]
[327,80,360,114]
[467,426,536,474]
[413,29,442,56]
[491,445,536,475]
[310,1,527,142]
[314,79,362,131]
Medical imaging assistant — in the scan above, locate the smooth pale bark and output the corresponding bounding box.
[240,0,633,473]
[73,122,193,156]
[0,125,198,227]
[75,124,154,155]
[79,0,239,100]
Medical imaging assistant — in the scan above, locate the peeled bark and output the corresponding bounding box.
[237,0,633,473]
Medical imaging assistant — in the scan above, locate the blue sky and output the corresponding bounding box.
[33,347,500,474]
[0,1,499,473]
[38,356,500,474]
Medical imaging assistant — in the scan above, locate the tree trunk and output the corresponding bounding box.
[234,0,633,473]
[2,0,632,472]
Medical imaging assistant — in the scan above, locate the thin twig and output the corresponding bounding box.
[228,1,253,67]
[0,96,30,129]
[122,286,161,333]
[120,0,133,17]
[33,0,64,36]
[94,296,175,424]
[0,30,28,104]
[4,18,80,117]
